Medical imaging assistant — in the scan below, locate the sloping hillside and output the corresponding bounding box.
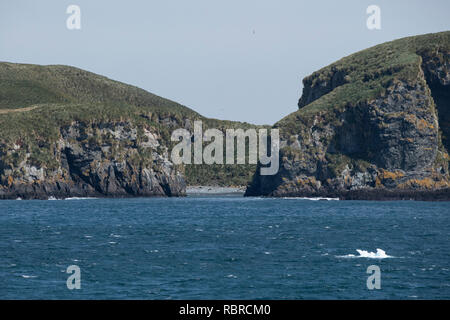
[0,63,258,199]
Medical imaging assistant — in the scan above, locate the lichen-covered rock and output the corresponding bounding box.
[0,61,261,199]
[0,121,185,199]
[246,32,450,200]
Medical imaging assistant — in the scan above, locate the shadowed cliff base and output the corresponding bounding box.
[245,187,450,201]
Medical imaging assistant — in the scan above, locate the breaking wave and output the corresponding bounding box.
[336,248,393,259]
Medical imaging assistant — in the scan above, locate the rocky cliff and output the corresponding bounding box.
[0,63,257,199]
[246,31,450,200]
[2,32,449,200]
[0,120,185,199]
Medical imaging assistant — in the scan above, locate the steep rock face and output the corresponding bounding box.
[298,66,348,108]
[421,49,450,152]
[0,121,185,199]
[246,33,450,200]
[0,62,261,199]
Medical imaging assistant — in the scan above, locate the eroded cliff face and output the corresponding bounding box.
[298,67,348,108]
[0,60,263,199]
[0,121,185,199]
[246,49,450,200]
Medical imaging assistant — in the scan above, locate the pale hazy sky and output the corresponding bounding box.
[1,0,449,124]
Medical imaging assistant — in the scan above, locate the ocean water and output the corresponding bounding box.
[0,196,449,299]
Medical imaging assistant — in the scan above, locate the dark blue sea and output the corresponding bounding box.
[0,196,449,299]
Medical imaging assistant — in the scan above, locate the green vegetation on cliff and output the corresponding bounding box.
[0,62,259,191]
[282,31,450,127]
[246,31,450,199]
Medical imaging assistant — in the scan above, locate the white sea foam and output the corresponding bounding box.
[47,196,58,200]
[110,234,122,238]
[336,248,393,259]
[16,197,22,201]
[21,275,37,278]
[65,197,98,200]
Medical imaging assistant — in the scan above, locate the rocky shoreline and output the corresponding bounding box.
[245,32,450,201]
[0,180,185,200]
[1,33,449,201]
[0,183,246,200]
[245,187,450,201]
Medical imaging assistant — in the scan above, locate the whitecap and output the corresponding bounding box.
[21,275,37,278]
[65,197,98,200]
[109,234,122,238]
[336,248,393,259]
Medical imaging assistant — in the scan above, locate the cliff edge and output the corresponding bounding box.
[246,31,450,200]
[0,63,256,199]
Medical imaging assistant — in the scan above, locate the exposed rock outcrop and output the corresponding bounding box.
[0,121,185,199]
[298,66,349,108]
[246,32,450,200]
[0,61,260,199]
